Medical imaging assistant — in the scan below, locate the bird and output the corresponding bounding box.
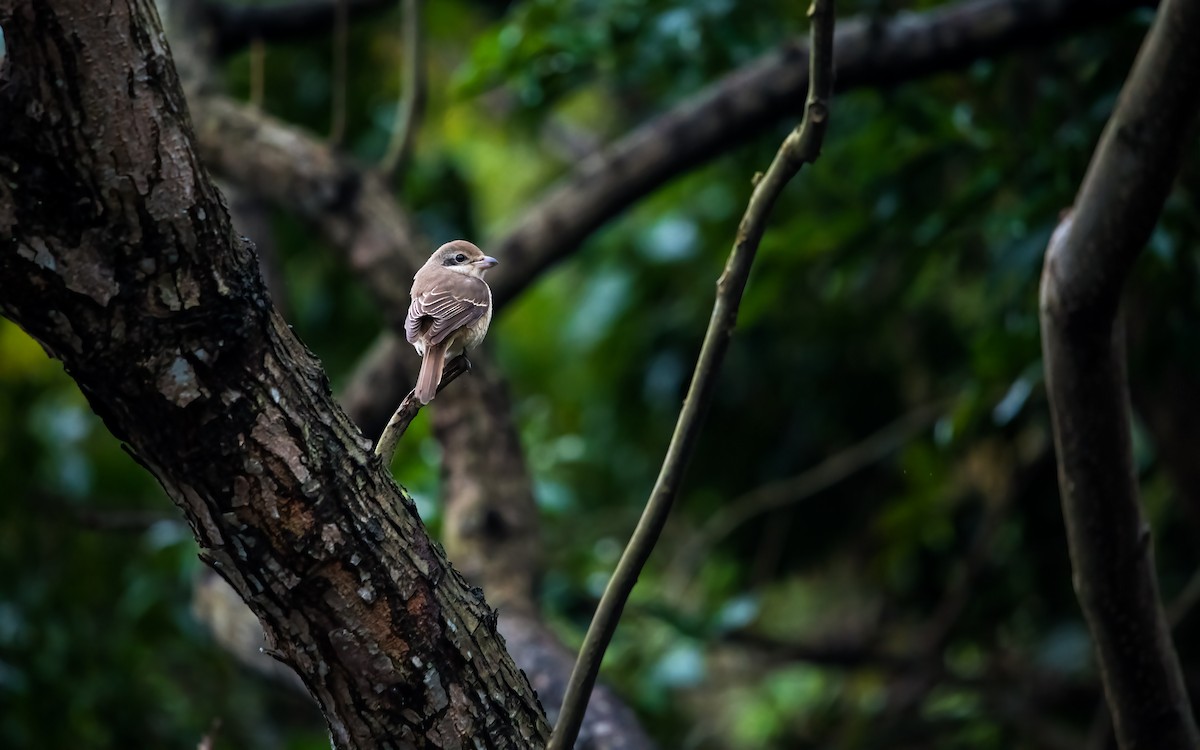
[405,240,498,404]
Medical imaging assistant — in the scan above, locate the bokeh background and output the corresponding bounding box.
[3,0,1200,748]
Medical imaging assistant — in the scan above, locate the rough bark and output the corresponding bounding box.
[0,2,550,747]
[174,10,654,743]
[1038,0,1200,746]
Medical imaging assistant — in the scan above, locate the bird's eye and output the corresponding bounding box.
[455,253,467,263]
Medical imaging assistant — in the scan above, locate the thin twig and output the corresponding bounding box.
[373,355,471,463]
[328,0,349,146]
[546,3,836,748]
[380,0,425,181]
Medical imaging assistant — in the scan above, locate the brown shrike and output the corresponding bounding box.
[405,240,498,404]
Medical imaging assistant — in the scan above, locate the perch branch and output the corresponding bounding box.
[547,2,837,748]
[373,354,471,463]
[1039,0,1200,746]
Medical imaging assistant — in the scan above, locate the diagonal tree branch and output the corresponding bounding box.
[486,0,1152,310]
[547,1,836,747]
[0,1,550,745]
[1038,0,1200,746]
[325,0,1152,435]
[192,0,1152,438]
[373,355,471,463]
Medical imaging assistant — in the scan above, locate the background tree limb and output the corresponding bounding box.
[548,1,836,747]
[325,0,1152,436]
[1039,0,1200,745]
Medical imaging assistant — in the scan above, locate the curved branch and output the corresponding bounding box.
[547,2,837,748]
[486,0,1150,309]
[0,1,549,745]
[334,0,1151,433]
[1038,0,1200,746]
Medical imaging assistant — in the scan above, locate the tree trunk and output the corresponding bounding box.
[0,2,550,747]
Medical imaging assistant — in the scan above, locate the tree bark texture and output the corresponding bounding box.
[1039,0,1200,747]
[0,2,550,747]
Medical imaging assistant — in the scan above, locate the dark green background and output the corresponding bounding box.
[3,1,1197,747]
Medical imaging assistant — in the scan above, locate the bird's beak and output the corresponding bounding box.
[474,256,499,269]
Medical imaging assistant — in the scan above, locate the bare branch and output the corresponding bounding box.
[547,3,837,748]
[373,355,471,463]
[486,0,1151,310]
[339,334,418,436]
[1039,0,1200,746]
[334,0,1151,431]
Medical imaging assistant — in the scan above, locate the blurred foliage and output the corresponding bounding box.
[4,1,1200,748]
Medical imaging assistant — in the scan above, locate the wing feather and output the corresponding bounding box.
[405,279,490,346]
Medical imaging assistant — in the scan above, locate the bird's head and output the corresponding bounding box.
[431,240,498,279]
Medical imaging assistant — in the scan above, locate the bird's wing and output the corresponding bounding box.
[405,280,489,346]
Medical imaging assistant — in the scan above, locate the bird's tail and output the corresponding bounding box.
[415,344,446,404]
